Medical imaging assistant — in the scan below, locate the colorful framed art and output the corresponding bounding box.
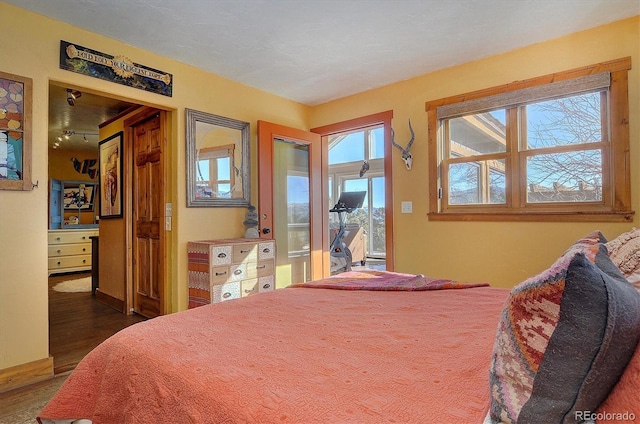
[0,71,33,191]
[99,132,123,218]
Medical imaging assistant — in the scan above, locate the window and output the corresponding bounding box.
[426,57,633,222]
[196,144,235,198]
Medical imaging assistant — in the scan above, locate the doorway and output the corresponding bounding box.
[46,82,147,372]
[257,121,324,285]
[257,112,394,280]
[312,110,395,273]
[327,125,387,270]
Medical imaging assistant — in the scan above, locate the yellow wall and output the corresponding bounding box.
[0,2,309,372]
[311,16,640,288]
[1,0,638,382]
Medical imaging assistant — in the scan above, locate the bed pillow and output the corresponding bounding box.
[606,228,640,291]
[487,234,640,424]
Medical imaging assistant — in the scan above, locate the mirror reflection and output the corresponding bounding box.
[186,109,250,207]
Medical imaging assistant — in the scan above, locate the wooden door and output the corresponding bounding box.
[257,121,324,286]
[131,110,165,318]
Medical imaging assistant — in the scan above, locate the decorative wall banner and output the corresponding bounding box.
[60,40,173,97]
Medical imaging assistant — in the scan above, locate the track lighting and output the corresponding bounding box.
[52,130,98,149]
[66,89,82,106]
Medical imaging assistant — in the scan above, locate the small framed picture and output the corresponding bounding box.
[99,132,123,218]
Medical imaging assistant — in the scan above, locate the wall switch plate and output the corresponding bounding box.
[401,201,413,213]
[165,216,172,231]
[165,203,173,217]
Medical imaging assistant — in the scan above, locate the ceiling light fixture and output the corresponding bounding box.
[66,89,82,106]
[52,130,98,149]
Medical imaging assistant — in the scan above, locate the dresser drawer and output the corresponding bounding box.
[48,254,91,270]
[48,243,91,257]
[246,260,275,279]
[242,275,276,297]
[210,266,231,284]
[211,281,241,303]
[210,245,233,266]
[233,243,258,263]
[48,230,97,245]
[258,241,276,260]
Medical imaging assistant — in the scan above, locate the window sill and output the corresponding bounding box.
[427,210,635,222]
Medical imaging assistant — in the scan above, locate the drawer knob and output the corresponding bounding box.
[82,236,86,240]
[215,271,227,276]
[244,289,252,293]
[240,249,250,253]
[56,237,61,241]
[82,248,86,252]
[217,252,227,258]
[263,283,271,289]
[57,261,61,265]
[82,260,86,263]
[233,269,243,276]
[223,292,231,299]
[263,248,270,253]
[257,265,266,269]
[57,249,61,253]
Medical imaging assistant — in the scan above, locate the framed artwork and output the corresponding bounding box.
[99,132,123,218]
[0,71,33,191]
[63,184,94,210]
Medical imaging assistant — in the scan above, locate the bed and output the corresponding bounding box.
[38,231,640,424]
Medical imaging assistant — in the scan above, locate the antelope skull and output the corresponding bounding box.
[391,120,415,170]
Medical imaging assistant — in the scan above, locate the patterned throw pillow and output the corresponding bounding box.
[487,232,640,423]
[606,228,640,291]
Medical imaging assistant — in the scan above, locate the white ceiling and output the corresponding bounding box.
[7,0,640,107]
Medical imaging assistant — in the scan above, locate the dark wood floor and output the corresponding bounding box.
[48,272,146,374]
[0,273,146,422]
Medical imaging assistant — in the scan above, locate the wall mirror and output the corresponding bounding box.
[186,109,250,207]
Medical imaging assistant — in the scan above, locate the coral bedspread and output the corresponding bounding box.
[38,280,508,423]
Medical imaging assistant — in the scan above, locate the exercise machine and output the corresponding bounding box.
[329,191,366,275]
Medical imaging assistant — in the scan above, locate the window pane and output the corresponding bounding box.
[449,159,506,205]
[216,157,230,180]
[342,179,369,237]
[449,162,480,204]
[448,110,506,158]
[369,127,384,159]
[526,92,603,149]
[216,183,231,198]
[329,132,365,164]
[196,159,210,181]
[526,150,602,203]
[371,177,386,255]
[489,168,506,204]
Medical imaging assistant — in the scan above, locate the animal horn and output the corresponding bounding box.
[405,119,415,152]
[391,128,405,153]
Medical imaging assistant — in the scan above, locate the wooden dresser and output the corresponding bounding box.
[48,228,99,275]
[187,238,276,308]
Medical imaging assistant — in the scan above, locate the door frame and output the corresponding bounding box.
[257,121,324,281]
[311,110,395,271]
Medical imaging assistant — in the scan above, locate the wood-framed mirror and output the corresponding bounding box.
[186,109,250,207]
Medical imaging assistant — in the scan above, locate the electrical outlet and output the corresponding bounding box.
[401,201,413,213]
